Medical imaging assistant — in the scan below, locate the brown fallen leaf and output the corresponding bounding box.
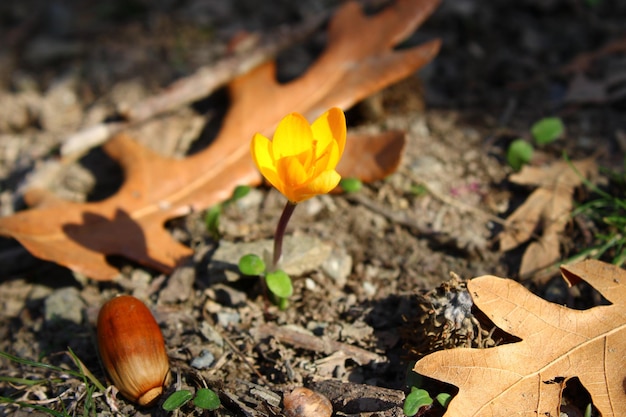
[0,0,441,280]
[499,157,597,281]
[413,259,626,417]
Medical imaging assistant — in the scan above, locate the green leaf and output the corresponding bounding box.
[277,296,289,310]
[403,387,433,416]
[231,185,251,201]
[162,390,193,411]
[530,117,564,145]
[435,392,452,408]
[265,270,293,298]
[193,388,221,410]
[238,254,266,276]
[205,204,222,240]
[506,139,534,171]
[340,177,363,193]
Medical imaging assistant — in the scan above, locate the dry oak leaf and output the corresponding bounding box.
[0,0,441,280]
[413,259,626,417]
[499,157,597,281]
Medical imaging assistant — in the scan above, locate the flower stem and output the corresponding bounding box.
[273,201,297,268]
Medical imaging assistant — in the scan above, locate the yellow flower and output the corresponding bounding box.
[251,107,346,203]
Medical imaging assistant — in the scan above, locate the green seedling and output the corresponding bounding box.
[506,139,534,171]
[162,388,220,412]
[238,253,292,310]
[506,117,565,170]
[530,117,565,145]
[403,367,451,416]
[205,185,251,240]
[340,177,363,193]
[404,387,433,416]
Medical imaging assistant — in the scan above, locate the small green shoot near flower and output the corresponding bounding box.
[506,116,564,171]
[340,177,363,193]
[238,254,266,276]
[530,117,564,145]
[237,254,293,309]
[506,139,534,171]
[265,269,293,309]
[204,185,251,240]
[163,388,220,412]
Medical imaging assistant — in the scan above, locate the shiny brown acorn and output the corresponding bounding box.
[97,295,171,406]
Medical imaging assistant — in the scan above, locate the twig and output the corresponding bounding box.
[254,323,386,365]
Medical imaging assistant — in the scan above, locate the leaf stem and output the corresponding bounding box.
[273,201,297,268]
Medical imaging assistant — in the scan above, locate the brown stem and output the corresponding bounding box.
[273,201,297,268]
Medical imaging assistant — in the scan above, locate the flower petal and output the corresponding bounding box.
[272,113,314,160]
[250,133,274,171]
[311,107,346,159]
[295,170,342,202]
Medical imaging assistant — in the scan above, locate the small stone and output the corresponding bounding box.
[199,321,224,347]
[362,281,377,298]
[191,349,215,369]
[44,287,84,325]
[216,310,240,328]
[321,248,352,288]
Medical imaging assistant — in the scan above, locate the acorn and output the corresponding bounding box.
[97,295,171,406]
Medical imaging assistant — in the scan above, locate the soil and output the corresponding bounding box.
[0,1,624,416]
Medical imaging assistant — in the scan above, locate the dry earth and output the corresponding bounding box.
[0,0,625,416]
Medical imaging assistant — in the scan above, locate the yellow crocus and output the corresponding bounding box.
[251,107,346,203]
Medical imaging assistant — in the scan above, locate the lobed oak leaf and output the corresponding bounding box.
[413,259,626,417]
[499,157,597,281]
[0,0,441,280]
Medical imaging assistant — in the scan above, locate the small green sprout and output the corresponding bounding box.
[162,388,220,412]
[162,390,193,410]
[403,387,433,416]
[237,253,292,310]
[506,116,565,171]
[506,139,534,171]
[238,254,266,276]
[340,177,363,193]
[530,117,564,145]
[403,367,451,416]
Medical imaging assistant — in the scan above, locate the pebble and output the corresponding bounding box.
[362,281,377,298]
[321,248,352,288]
[216,310,240,328]
[44,287,85,325]
[191,349,215,369]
